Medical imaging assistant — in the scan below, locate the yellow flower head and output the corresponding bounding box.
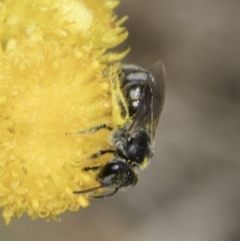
[0,0,128,224]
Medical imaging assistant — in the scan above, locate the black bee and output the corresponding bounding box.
[73,61,166,198]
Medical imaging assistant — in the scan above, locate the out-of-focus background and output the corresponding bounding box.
[1,0,240,240]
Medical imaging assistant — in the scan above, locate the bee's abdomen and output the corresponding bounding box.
[119,65,149,118]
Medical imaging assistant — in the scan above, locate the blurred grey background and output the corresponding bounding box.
[1,0,240,240]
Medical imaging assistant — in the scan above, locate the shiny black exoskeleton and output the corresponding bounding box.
[112,127,152,166]
[119,64,150,118]
[73,61,166,198]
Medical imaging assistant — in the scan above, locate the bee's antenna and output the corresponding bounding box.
[89,188,119,199]
[73,186,120,199]
[73,186,103,194]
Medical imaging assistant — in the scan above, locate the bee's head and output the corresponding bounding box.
[96,159,138,190]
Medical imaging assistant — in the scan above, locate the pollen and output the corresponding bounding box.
[0,0,128,224]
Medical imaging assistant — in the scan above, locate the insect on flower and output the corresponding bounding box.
[73,61,166,198]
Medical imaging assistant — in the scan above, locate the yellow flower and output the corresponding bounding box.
[0,0,128,224]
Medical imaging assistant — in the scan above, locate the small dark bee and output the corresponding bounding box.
[73,61,166,198]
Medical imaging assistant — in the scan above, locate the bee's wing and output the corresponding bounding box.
[151,61,166,140]
[128,61,166,141]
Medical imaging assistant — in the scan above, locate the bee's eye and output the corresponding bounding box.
[97,162,120,177]
[110,164,120,171]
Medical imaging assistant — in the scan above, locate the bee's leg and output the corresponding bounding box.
[87,149,115,160]
[78,150,115,166]
[66,124,112,135]
[82,149,115,171]
[79,124,113,134]
[82,165,102,172]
